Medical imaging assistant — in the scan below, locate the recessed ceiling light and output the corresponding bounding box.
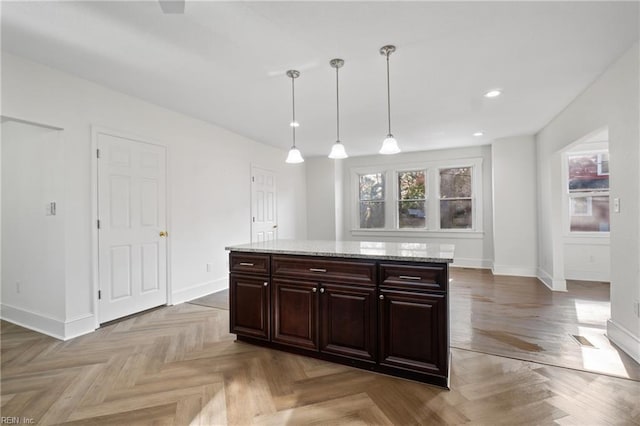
[484,90,502,98]
[473,132,484,137]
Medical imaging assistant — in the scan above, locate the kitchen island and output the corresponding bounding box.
[225,240,454,388]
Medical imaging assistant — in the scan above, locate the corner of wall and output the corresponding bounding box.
[607,319,640,364]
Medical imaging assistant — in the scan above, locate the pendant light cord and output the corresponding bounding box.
[336,66,340,142]
[386,52,392,136]
[291,76,296,147]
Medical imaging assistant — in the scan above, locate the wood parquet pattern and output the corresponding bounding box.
[2,301,639,425]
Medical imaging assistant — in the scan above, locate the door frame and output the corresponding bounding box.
[91,126,171,328]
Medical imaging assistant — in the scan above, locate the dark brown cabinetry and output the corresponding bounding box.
[272,278,319,350]
[229,251,449,388]
[229,253,270,341]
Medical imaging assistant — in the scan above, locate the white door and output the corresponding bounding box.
[251,167,277,242]
[97,132,167,323]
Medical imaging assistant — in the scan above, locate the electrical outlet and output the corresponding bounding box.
[16,281,21,294]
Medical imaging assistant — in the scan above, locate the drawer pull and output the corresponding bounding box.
[399,275,422,281]
[379,295,385,300]
[263,282,268,287]
[239,262,255,266]
[309,268,327,273]
[320,288,325,293]
[312,287,318,293]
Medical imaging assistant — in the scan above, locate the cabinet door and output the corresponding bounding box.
[320,283,376,363]
[272,278,319,350]
[379,289,448,376]
[229,273,270,340]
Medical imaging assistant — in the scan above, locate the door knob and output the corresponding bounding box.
[273,225,278,229]
[379,295,384,300]
[159,231,168,237]
[320,288,325,293]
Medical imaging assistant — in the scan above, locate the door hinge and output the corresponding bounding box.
[97,219,101,229]
[96,149,101,159]
[98,290,102,300]
[252,176,255,182]
[252,217,256,223]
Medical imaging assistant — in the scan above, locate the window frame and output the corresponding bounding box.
[563,148,610,236]
[350,158,483,236]
[395,168,428,229]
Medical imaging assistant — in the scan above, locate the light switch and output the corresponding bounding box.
[45,201,56,216]
[613,198,620,213]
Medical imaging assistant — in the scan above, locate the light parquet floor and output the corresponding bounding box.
[2,300,640,425]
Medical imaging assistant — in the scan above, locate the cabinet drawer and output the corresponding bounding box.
[229,252,270,275]
[379,263,447,292]
[272,255,376,286]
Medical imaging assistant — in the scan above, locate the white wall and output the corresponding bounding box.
[1,52,307,339]
[1,120,66,334]
[491,136,537,276]
[305,157,337,240]
[331,145,494,268]
[536,43,639,362]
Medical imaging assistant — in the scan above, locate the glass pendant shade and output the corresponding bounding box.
[285,146,304,163]
[379,134,400,155]
[328,141,348,159]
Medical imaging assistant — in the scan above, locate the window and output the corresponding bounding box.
[397,170,426,228]
[358,172,385,228]
[352,159,482,233]
[567,151,609,232]
[439,167,472,229]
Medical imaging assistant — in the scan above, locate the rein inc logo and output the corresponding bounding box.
[1,418,34,424]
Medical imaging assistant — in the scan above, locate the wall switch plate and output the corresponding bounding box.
[613,198,620,213]
[635,301,640,318]
[45,201,56,216]
[16,281,21,294]
[206,263,213,272]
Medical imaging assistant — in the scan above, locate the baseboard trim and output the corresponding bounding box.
[492,265,537,277]
[564,269,610,282]
[0,304,97,341]
[536,268,567,292]
[1,303,65,340]
[64,314,96,340]
[171,276,228,305]
[607,319,640,364]
[451,258,492,269]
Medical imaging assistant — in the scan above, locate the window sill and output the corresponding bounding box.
[563,233,610,245]
[351,229,485,239]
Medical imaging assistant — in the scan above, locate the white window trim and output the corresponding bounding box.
[350,158,483,235]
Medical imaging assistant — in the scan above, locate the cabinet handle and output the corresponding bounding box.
[263,282,268,287]
[379,295,385,300]
[309,268,327,273]
[320,288,325,293]
[239,262,255,266]
[312,287,318,293]
[399,275,421,281]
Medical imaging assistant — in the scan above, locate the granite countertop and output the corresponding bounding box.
[225,239,454,263]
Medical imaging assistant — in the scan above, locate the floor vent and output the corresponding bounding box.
[570,334,596,348]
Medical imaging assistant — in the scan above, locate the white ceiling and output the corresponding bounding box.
[2,1,638,157]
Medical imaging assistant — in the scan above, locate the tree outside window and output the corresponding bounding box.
[359,173,385,228]
[397,170,426,228]
[439,167,472,229]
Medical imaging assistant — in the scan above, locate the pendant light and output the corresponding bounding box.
[285,69,304,164]
[328,58,348,159]
[379,45,401,155]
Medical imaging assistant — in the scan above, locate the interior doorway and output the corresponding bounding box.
[95,129,168,323]
[250,166,277,243]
